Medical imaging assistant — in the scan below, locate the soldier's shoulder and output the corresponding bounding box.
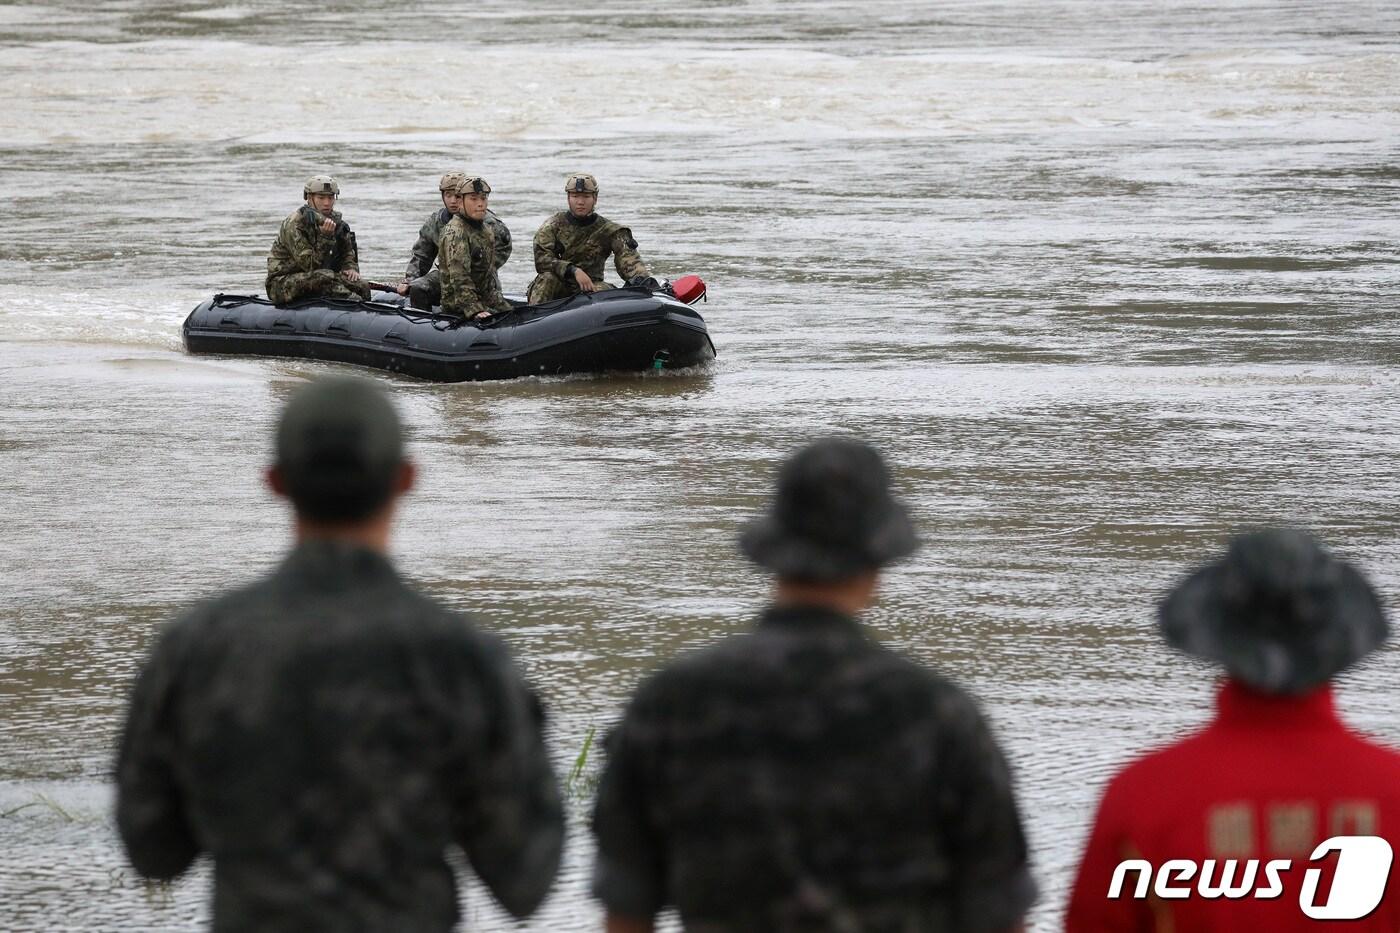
[641,627,972,712]
[174,572,272,624]
[150,574,281,662]
[862,642,983,714]
[419,209,446,234]
[825,643,993,744]
[148,567,502,679]
[394,582,482,631]
[601,217,635,241]
[538,212,569,231]
[382,584,507,657]
[627,630,764,700]
[312,568,507,661]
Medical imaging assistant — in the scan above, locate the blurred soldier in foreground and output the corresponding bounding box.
[399,171,513,310]
[265,175,370,304]
[527,173,657,304]
[591,438,1037,932]
[116,376,563,931]
[438,175,512,320]
[1067,529,1400,931]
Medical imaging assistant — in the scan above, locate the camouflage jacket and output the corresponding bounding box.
[532,211,649,285]
[115,540,564,932]
[591,605,1037,932]
[405,207,512,279]
[266,206,359,281]
[438,214,512,318]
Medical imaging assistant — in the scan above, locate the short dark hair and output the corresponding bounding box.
[275,377,405,522]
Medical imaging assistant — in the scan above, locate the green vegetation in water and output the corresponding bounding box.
[140,878,177,907]
[566,725,600,801]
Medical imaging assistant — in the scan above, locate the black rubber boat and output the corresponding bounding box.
[181,282,716,382]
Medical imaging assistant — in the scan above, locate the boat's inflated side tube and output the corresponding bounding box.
[182,286,716,382]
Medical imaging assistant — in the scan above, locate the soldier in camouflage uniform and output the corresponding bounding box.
[526,173,657,305]
[265,175,371,304]
[437,175,513,320]
[399,171,513,311]
[116,376,564,932]
[591,439,1037,933]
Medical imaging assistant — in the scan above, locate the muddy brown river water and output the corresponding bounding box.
[2,2,1399,929]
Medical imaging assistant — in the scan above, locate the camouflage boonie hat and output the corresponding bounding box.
[304,175,339,197]
[439,171,467,192]
[565,173,599,195]
[1158,529,1388,695]
[740,438,919,582]
[453,175,491,196]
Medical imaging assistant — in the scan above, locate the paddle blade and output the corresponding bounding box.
[671,275,707,305]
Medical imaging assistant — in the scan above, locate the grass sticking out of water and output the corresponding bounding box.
[0,793,75,822]
[566,725,599,801]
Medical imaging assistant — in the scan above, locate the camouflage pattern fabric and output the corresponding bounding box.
[527,271,616,305]
[265,206,367,303]
[405,207,512,281]
[527,211,649,304]
[1158,528,1388,695]
[591,605,1037,932]
[267,269,363,305]
[116,540,564,932]
[438,214,511,318]
[405,268,441,312]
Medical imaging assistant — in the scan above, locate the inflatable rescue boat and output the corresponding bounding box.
[181,277,714,382]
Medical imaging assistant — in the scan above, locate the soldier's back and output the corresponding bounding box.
[147,540,522,931]
[593,605,1035,931]
[420,207,451,243]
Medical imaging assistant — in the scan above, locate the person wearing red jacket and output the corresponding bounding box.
[1067,529,1400,932]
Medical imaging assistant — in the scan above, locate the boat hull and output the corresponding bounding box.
[182,287,716,382]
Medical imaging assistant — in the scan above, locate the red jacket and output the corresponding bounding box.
[1067,679,1400,932]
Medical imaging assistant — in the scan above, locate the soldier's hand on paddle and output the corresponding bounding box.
[573,267,596,293]
[319,217,337,235]
[396,282,410,297]
[342,269,361,283]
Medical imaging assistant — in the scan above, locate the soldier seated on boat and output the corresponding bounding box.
[265,175,370,305]
[437,175,512,321]
[399,171,513,311]
[526,173,659,305]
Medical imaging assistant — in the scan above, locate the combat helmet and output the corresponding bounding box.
[303,175,340,198]
[453,175,492,196]
[439,171,467,192]
[565,173,599,195]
